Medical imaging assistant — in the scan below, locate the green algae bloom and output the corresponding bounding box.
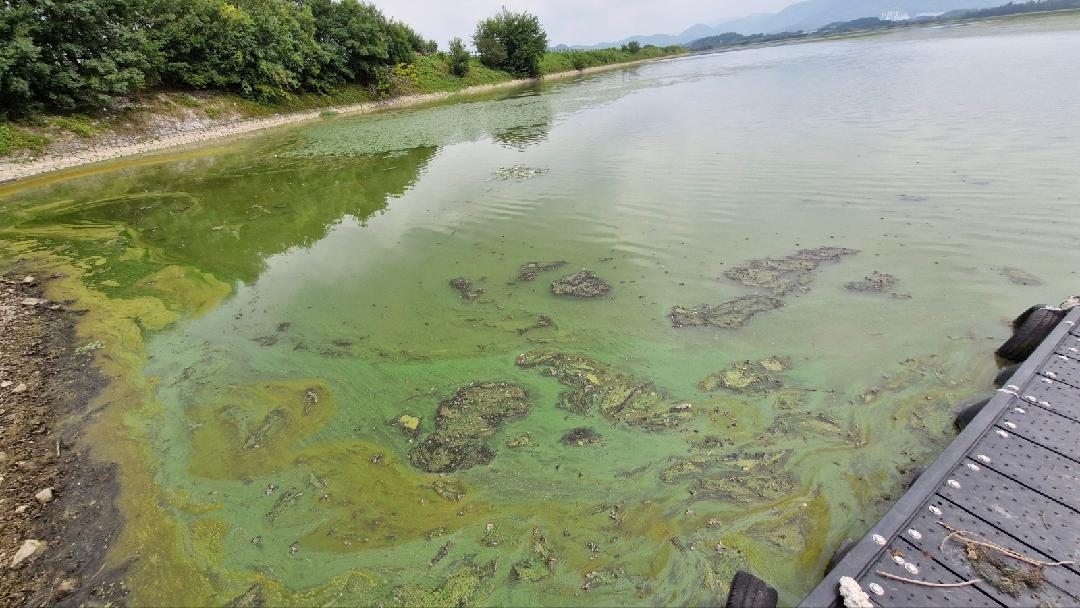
[512,529,559,583]
[515,351,692,429]
[723,247,858,296]
[516,260,566,282]
[409,382,530,473]
[698,358,791,394]
[1,18,1069,605]
[669,295,783,329]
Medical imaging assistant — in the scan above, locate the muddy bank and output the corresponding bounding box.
[0,268,124,607]
[0,57,678,185]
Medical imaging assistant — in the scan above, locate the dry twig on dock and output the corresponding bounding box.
[874,571,981,587]
[938,522,1075,567]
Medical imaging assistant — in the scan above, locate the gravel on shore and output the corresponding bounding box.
[0,268,125,607]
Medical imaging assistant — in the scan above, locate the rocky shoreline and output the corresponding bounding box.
[0,267,125,607]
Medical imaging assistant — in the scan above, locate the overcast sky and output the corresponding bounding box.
[372,0,797,47]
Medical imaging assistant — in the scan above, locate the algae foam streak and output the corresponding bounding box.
[2,13,1080,606]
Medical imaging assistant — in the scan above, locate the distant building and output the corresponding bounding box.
[915,12,946,18]
[880,10,912,21]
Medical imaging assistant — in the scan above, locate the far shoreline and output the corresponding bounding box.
[5,7,1076,188]
[0,56,680,187]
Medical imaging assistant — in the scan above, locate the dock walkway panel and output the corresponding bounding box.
[799,306,1080,607]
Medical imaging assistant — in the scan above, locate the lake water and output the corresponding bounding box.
[2,13,1080,606]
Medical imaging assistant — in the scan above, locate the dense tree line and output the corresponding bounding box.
[0,0,436,116]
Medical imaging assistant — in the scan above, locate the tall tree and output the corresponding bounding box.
[448,37,470,77]
[473,8,547,77]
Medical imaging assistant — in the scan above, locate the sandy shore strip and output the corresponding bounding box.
[0,57,677,185]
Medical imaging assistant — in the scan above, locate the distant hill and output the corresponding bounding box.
[566,0,1009,48]
[565,23,736,50]
[688,0,1080,51]
[746,0,1008,33]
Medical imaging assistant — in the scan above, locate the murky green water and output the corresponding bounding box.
[3,14,1080,606]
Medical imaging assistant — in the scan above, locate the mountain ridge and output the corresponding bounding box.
[564,0,1009,48]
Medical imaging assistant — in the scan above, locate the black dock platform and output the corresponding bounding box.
[799,306,1080,607]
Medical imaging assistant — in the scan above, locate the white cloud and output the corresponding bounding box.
[371,0,794,47]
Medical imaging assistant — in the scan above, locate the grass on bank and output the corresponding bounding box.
[0,48,682,161]
[541,45,683,73]
[0,125,51,157]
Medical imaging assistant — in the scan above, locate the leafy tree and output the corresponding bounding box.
[472,8,547,77]
[385,21,418,66]
[627,40,641,53]
[473,29,507,70]
[372,62,417,98]
[398,24,437,55]
[149,0,430,100]
[148,0,324,101]
[448,37,470,77]
[308,0,398,85]
[0,0,153,115]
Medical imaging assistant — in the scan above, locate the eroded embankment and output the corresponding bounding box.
[0,267,125,606]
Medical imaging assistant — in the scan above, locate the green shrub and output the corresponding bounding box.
[539,45,683,74]
[176,94,201,108]
[409,54,513,94]
[52,116,101,137]
[372,63,419,98]
[473,8,547,77]
[0,124,50,156]
[627,40,641,53]
[448,38,470,77]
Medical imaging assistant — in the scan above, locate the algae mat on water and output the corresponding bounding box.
[3,14,1080,606]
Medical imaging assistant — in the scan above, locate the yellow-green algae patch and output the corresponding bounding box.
[398,413,421,431]
[134,265,232,317]
[394,559,499,607]
[189,518,233,564]
[515,350,695,429]
[296,441,490,551]
[186,380,337,479]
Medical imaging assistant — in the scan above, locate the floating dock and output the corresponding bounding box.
[799,306,1080,607]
